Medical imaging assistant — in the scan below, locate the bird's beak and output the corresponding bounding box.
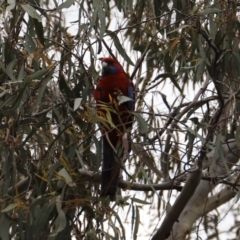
[102,62,108,67]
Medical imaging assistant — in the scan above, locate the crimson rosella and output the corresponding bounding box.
[94,57,135,200]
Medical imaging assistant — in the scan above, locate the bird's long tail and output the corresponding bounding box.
[101,137,121,201]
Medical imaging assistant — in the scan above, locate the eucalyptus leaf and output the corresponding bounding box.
[21,4,42,22]
[33,18,45,46]
[24,66,53,84]
[107,30,134,66]
[132,113,148,134]
[34,71,53,112]
[2,203,17,212]
[6,0,16,18]
[57,0,75,10]
[167,24,189,34]
[198,7,221,15]
[117,95,134,105]
[236,127,240,147]
[133,205,140,240]
[131,197,151,204]
[6,60,17,81]
[58,168,76,187]
[0,213,11,240]
[73,98,82,111]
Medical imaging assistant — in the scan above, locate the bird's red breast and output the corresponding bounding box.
[94,57,135,142]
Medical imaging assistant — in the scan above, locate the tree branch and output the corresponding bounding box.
[151,167,202,240]
[205,186,236,214]
[7,168,182,198]
[78,169,182,191]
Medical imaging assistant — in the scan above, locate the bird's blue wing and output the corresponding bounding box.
[127,84,135,111]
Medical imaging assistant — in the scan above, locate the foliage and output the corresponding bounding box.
[0,0,240,239]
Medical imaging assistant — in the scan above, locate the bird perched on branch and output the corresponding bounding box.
[94,57,135,201]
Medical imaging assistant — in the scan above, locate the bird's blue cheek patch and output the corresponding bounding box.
[102,65,119,76]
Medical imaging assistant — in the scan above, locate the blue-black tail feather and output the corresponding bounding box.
[101,137,120,200]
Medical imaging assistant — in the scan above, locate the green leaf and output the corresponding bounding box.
[24,66,53,84]
[131,197,151,204]
[21,4,42,22]
[107,30,134,66]
[17,64,25,81]
[2,203,17,212]
[198,35,210,66]
[198,7,222,15]
[58,210,67,231]
[5,0,16,18]
[170,76,182,93]
[163,53,172,73]
[58,168,76,187]
[232,52,240,76]
[209,14,217,40]
[59,73,72,96]
[131,203,135,236]
[184,125,205,143]
[21,117,49,146]
[196,58,206,81]
[24,33,36,53]
[159,92,171,111]
[114,210,126,240]
[115,0,122,12]
[33,18,45,46]
[10,87,27,112]
[117,95,134,105]
[167,24,189,34]
[98,8,106,40]
[50,210,67,236]
[133,44,147,53]
[109,222,120,239]
[236,127,240,147]
[0,89,10,98]
[74,98,82,111]
[154,0,162,19]
[57,0,75,10]
[0,213,11,240]
[6,59,17,81]
[80,23,89,30]
[151,73,176,83]
[34,71,53,112]
[133,205,140,240]
[34,202,55,233]
[132,113,148,134]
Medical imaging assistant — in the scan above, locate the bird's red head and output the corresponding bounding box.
[99,57,125,76]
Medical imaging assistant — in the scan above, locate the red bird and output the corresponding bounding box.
[94,57,135,200]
